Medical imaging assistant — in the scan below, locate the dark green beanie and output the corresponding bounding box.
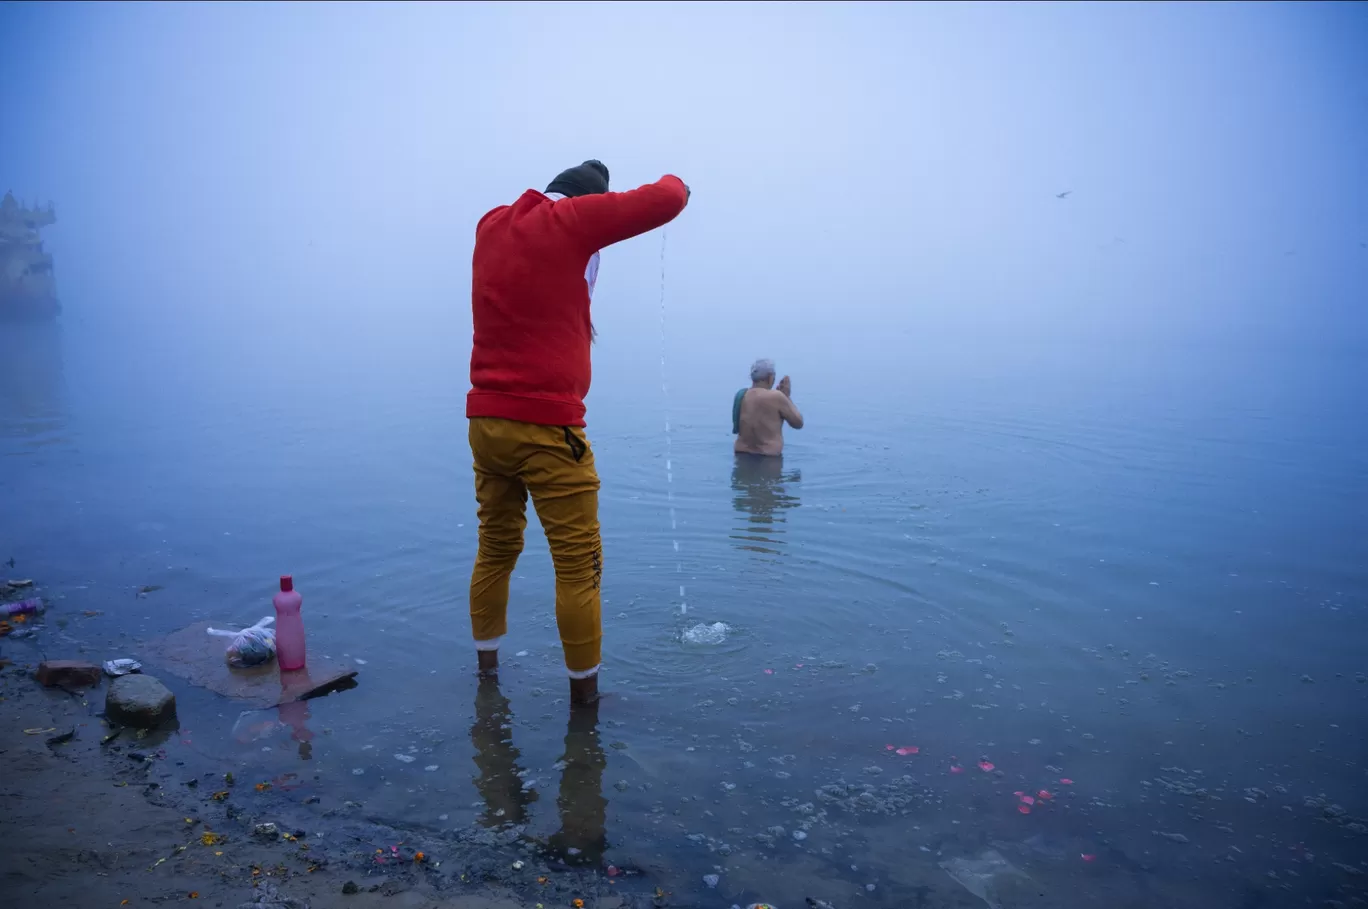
[546,160,610,197]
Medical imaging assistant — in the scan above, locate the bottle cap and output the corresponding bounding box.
[280,575,294,592]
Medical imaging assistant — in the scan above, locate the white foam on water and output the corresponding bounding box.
[659,228,686,616]
[682,621,730,645]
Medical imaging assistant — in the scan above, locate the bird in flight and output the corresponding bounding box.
[1055,190,1072,199]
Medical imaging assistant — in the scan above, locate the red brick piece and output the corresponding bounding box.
[35,660,102,688]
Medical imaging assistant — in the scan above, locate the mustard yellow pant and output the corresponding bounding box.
[468,417,602,676]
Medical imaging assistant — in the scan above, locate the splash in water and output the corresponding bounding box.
[681,621,730,645]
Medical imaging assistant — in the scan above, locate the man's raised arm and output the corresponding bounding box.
[778,382,804,430]
[559,175,689,252]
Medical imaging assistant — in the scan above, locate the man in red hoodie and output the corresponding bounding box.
[467,160,689,706]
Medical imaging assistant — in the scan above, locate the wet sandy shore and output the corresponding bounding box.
[0,642,657,909]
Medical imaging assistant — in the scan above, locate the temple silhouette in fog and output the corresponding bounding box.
[0,190,59,320]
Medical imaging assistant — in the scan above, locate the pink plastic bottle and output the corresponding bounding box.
[272,575,306,671]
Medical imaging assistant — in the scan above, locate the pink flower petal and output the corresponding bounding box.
[896,746,920,756]
[978,761,995,772]
[1080,853,1096,862]
[885,744,895,751]
[1037,790,1053,800]
[795,663,804,668]
[949,765,965,774]
[1020,795,1035,805]
[1059,778,1074,785]
[1013,791,1025,798]
[764,669,774,675]
[607,866,620,877]
[1017,804,1031,814]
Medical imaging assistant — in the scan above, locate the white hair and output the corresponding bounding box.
[750,358,775,382]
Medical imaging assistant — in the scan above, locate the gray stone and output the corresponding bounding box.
[105,673,176,728]
[237,882,309,909]
[941,850,1031,907]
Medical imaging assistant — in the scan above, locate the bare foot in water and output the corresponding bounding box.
[569,673,599,707]
[477,649,499,678]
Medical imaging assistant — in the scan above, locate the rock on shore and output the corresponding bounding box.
[105,673,176,728]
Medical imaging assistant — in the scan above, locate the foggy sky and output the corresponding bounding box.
[2,1,1365,373]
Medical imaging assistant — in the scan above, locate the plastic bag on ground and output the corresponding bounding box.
[207,616,277,668]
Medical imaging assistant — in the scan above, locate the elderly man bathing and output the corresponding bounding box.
[732,359,803,457]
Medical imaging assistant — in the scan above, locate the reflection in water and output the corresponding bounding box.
[545,704,607,866]
[471,678,537,828]
[730,454,801,556]
[278,674,315,761]
[0,320,67,448]
[227,674,319,761]
[468,681,607,865]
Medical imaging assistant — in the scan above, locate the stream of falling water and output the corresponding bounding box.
[659,229,686,616]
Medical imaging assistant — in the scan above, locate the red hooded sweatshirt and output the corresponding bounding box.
[467,175,689,427]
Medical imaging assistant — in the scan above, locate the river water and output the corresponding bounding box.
[3,313,1366,908]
